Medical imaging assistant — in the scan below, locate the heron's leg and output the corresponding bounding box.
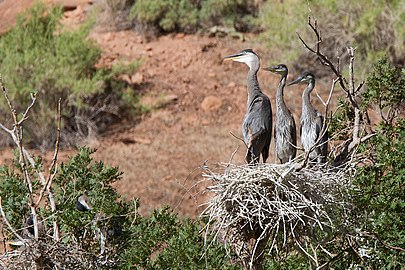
[261,145,269,163]
[246,146,259,164]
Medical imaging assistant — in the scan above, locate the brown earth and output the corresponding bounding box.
[0,0,334,218]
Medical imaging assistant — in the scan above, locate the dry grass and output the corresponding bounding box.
[201,161,353,268]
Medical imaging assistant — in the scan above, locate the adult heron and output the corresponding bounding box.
[263,64,297,163]
[224,49,272,164]
[288,72,328,163]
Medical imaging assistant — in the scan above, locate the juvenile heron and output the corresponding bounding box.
[263,64,296,163]
[224,49,272,164]
[288,72,328,163]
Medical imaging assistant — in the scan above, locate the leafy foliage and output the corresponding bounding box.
[0,164,31,229]
[120,207,239,269]
[362,56,405,122]
[350,120,405,268]
[317,57,405,268]
[0,3,141,147]
[259,0,404,68]
[53,147,134,253]
[0,147,239,268]
[130,0,198,32]
[129,0,258,34]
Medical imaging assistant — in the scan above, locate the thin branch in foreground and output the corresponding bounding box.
[230,131,248,149]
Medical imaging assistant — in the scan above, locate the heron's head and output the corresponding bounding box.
[223,49,259,70]
[287,72,316,86]
[76,194,91,212]
[263,64,288,76]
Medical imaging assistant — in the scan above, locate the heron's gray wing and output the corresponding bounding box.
[243,95,272,146]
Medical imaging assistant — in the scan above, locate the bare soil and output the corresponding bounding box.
[0,0,334,217]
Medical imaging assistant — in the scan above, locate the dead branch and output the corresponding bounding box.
[296,17,375,164]
[0,76,61,241]
[0,75,39,240]
[35,98,62,241]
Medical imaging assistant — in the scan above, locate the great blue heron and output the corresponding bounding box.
[263,64,297,163]
[76,194,91,212]
[224,49,272,164]
[288,72,328,163]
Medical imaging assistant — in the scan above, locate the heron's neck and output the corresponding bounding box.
[302,81,316,118]
[247,62,261,104]
[276,75,288,115]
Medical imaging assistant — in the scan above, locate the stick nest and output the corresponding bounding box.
[202,162,353,259]
[0,239,118,269]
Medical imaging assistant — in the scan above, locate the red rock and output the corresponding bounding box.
[201,96,222,112]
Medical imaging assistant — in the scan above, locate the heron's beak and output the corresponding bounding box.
[223,52,244,62]
[287,75,304,86]
[263,66,275,72]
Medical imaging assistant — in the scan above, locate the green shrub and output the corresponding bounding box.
[259,0,404,69]
[362,56,405,118]
[350,120,405,268]
[129,0,258,34]
[52,147,134,252]
[303,56,405,268]
[0,3,140,147]
[130,0,199,32]
[0,163,32,229]
[0,146,239,268]
[120,207,240,269]
[346,57,405,268]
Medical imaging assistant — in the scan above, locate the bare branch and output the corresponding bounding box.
[34,98,61,240]
[230,131,248,149]
[18,93,37,126]
[0,75,39,240]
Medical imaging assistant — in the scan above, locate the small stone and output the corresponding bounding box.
[227,82,236,88]
[105,32,114,42]
[176,33,185,39]
[201,96,222,112]
[131,73,144,84]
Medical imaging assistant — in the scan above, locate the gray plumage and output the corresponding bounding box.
[224,49,272,164]
[288,72,328,163]
[263,64,297,163]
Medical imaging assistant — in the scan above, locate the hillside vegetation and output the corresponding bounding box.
[0,3,140,148]
[112,0,404,68]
